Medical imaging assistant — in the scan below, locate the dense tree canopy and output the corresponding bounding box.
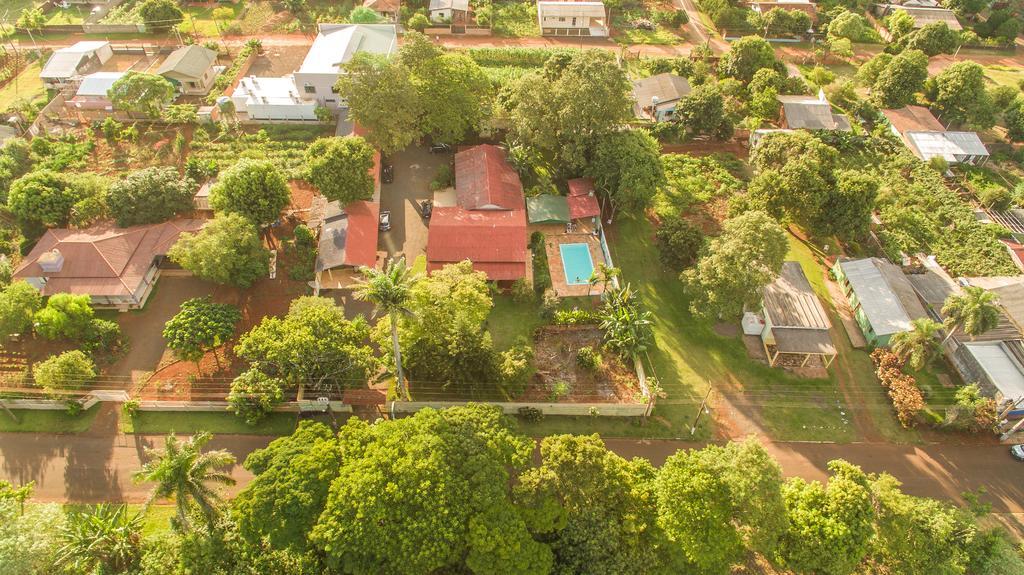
[6,170,81,227]
[586,129,664,216]
[138,0,184,32]
[865,49,929,108]
[33,350,95,395]
[311,405,549,575]
[500,51,632,172]
[682,210,789,319]
[162,297,241,365]
[675,83,735,138]
[304,136,375,204]
[108,72,175,118]
[904,22,960,56]
[926,61,995,129]
[717,36,785,84]
[336,53,422,155]
[168,214,270,288]
[0,281,42,339]
[34,293,94,340]
[209,159,290,226]
[107,166,195,227]
[235,296,376,390]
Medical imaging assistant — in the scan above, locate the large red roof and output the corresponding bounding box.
[341,200,380,268]
[13,219,205,297]
[454,144,524,210]
[568,194,601,220]
[426,206,528,281]
[567,177,595,197]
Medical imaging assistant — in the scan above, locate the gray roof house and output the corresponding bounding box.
[778,90,852,131]
[882,105,989,166]
[758,262,837,368]
[158,45,219,96]
[833,257,928,346]
[631,73,692,122]
[40,41,113,89]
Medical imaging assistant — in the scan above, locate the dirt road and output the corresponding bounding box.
[2,431,1021,535]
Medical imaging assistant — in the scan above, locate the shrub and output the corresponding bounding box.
[408,13,429,32]
[548,380,571,402]
[655,218,704,271]
[553,308,600,325]
[227,369,285,425]
[652,9,689,27]
[107,166,195,227]
[287,224,316,282]
[510,278,534,303]
[82,319,124,357]
[100,117,123,141]
[518,405,543,422]
[498,340,534,395]
[576,346,602,371]
[121,399,140,419]
[529,232,552,294]
[429,164,453,191]
[870,349,925,428]
[33,350,95,396]
[34,293,94,341]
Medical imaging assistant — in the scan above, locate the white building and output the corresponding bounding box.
[429,0,470,22]
[40,41,113,89]
[229,24,397,122]
[538,1,609,37]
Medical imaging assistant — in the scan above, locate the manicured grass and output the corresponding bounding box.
[0,405,101,433]
[489,295,548,352]
[984,65,1024,89]
[123,411,297,435]
[44,6,86,25]
[0,61,47,113]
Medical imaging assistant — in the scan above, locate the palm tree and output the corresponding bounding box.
[353,256,421,399]
[890,318,943,371]
[57,504,143,574]
[941,286,1000,343]
[132,432,236,532]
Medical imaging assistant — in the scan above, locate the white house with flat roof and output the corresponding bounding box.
[66,72,125,111]
[538,1,609,37]
[228,24,397,122]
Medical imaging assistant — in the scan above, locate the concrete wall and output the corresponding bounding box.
[391,401,649,417]
[135,400,353,413]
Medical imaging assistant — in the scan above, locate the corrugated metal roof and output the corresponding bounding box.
[430,0,470,10]
[883,5,962,30]
[762,262,831,329]
[527,195,570,224]
[426,207,528,280]
[778,95,838,130]
[906,131,989,162]
[883,105,944,133]
[567,178,595,197]
[568,194,600,220]
[455,144,524,210]
[41,41,109,79]
[75,72,125,97]
[157,45,217,80]
[299,24,397,75]
[964,342,1024,401]
[839,258,927,337]
[537,0,606,18]
[632,73,691,108]
[772,327,837,355]
[316,200,380,271]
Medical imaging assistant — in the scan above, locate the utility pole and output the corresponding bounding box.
[691,386,712,435]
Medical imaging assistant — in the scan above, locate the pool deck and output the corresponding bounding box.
[533,221,606,298]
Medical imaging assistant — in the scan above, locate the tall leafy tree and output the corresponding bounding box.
[6,170,80,227]
[657,439,787,574]
[336,53,422,155]
[586,129,665,217]
[675,83,735,138]
[890,317,942,370]
[235,296,376,390]
[311,405,551,575]
[905,22,960,56]
[209,159,290,226]
[353,256,421,398]
[717,36,784,84]
[516,433,680,574]
[226,369,286,425]
[0,281,42,339]
[133,432,237,531]
[941,286,1000,341]
[162,297,241,371]
[304,136,375,204]
[682,210,788,319]
[926,61,995,129]
[0,492,65,575]
[870,49,928,108]
[412,53,490,145]
[138,0,184,31]
[234,421,342,552]
[813,169,879,239]
[107,166,195,227]
[107,72,175,118]
[501,50,632,171]
[32,350,95,396]
[33,293,94,340]
[56,504,143,575]
[168,213,270,288]
[777,460,875,575]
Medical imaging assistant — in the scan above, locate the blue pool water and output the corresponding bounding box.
[559,243,595,286]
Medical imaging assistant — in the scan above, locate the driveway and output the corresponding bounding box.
[378,146,450,263]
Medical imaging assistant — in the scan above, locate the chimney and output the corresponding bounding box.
[39,249,64,273]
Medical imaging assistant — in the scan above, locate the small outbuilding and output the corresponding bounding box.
[40,41,113,89]
[833,257,929,347]
[429,0,470,22]
[66,71,124,111]
[315,200,381,288]
[631,73,692,123]
[758,262,837,368]
[567,178,601,220]
[527,195,571,225]
[158,45,219,96]
[882,106,989,166]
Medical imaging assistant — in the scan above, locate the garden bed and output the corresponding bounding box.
[518,325,641,403]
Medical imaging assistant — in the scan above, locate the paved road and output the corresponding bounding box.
[2,431,1022,535]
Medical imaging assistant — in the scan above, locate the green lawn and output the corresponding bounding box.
[984,65,1024,89]
[0,61,47,114]
[123,411,297,435]
[0,405,101,433]
[179,4,245,37]
[44,6,85,25]
[487,294,594,352]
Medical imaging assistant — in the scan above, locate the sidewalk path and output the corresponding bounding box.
[2,431,1022,536]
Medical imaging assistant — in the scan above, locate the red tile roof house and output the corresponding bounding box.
[426,144,529,282]
[13,219,205,310]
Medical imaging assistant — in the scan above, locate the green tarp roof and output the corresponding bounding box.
[527,195,570,224]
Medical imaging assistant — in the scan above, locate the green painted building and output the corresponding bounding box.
[832,257,929,347]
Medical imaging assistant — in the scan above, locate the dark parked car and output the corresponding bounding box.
[429,143,452,153]
[382,163,394,184]
[379,210,391,232]
[420,200,432,219]
[1012,444,1024,461]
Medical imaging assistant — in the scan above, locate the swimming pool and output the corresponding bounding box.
[559,243,595,286]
